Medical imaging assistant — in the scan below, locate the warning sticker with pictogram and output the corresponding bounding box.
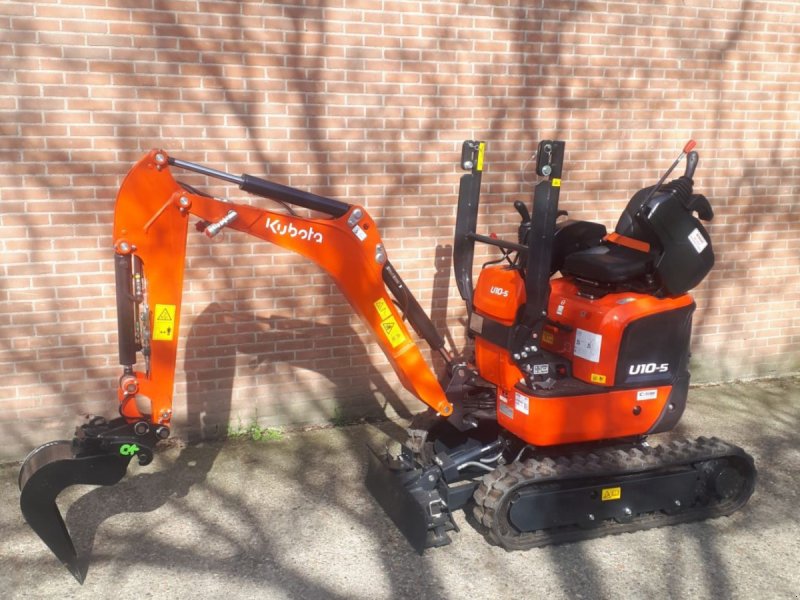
[373,298,393,321]
[380,315,407,348]
[153,303,176,341]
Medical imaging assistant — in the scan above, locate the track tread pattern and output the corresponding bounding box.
[473,436,755,550]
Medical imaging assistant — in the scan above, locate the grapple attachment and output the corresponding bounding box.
[18,417,156,583]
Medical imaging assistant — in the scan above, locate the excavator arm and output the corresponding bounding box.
[19,149,452,582]
[113,149,452,426]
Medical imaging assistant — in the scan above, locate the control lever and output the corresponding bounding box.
[514,200,531,223]
[644,139,696,205]
[684,150,698,180]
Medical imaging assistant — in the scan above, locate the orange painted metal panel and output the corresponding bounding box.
[497,385,672,446]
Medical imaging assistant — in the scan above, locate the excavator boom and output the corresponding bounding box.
[19,149,453,581]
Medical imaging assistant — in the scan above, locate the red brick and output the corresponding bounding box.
[0,0,798,442]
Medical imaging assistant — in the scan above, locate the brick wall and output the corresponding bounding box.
[1,0,798,459]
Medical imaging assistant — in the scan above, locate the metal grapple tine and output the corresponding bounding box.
[19,440,132,583]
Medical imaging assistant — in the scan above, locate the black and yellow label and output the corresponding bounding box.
[153,303,176,341]
[591,373,607,384]
[380,315,407,348]
[601,486,621,501]
[552,178,561,187]
[542,330,554,345]
[374,298,393,320]
[476,142,486,171]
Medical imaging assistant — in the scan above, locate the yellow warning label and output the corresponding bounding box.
[476,142,485,171]
[374,298,393,321]
[552,178,561,187]
[380,315,407,349]
[153,304,176,341]
[591,373,606,384]
[601,487,622,501]
[542,331,555,345]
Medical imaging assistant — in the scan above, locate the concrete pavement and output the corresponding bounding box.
[2,377,799,599]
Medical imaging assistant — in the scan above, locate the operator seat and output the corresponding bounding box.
[562,243,652,284]
[562,174,714,296]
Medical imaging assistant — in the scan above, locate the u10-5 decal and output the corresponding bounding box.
[628,362,669,375]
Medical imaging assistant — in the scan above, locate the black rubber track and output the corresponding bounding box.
[473,436,756,550]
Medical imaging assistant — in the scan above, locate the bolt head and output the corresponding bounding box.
[374,244,386,264]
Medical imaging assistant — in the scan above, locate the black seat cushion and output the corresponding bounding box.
[562,243,652,283]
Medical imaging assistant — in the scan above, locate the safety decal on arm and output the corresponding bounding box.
[374,298,407,348]
[374,298,393,320]
[152,304,176,341]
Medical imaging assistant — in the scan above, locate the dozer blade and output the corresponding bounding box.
[19,440,132,583]
[364,443,431,554]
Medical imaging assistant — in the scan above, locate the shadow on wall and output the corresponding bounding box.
[182,307,417,438]
[4,1,799,457]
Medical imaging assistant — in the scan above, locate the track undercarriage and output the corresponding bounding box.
[366,418,756,553]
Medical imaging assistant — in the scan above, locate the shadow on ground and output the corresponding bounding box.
[2,377,798,599]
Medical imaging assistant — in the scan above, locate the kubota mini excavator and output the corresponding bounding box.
[19,139,756,582]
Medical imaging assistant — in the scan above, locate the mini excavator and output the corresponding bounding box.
[19,139,756,582]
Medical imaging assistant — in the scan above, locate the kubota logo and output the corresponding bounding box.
[489,286,509,297]
[628,362,669,375]
[265,217,323,244]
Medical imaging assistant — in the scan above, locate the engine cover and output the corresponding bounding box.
[471,269,697,446]
[543,278,695,388]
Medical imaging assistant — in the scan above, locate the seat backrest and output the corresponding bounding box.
[615,177,714,295]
